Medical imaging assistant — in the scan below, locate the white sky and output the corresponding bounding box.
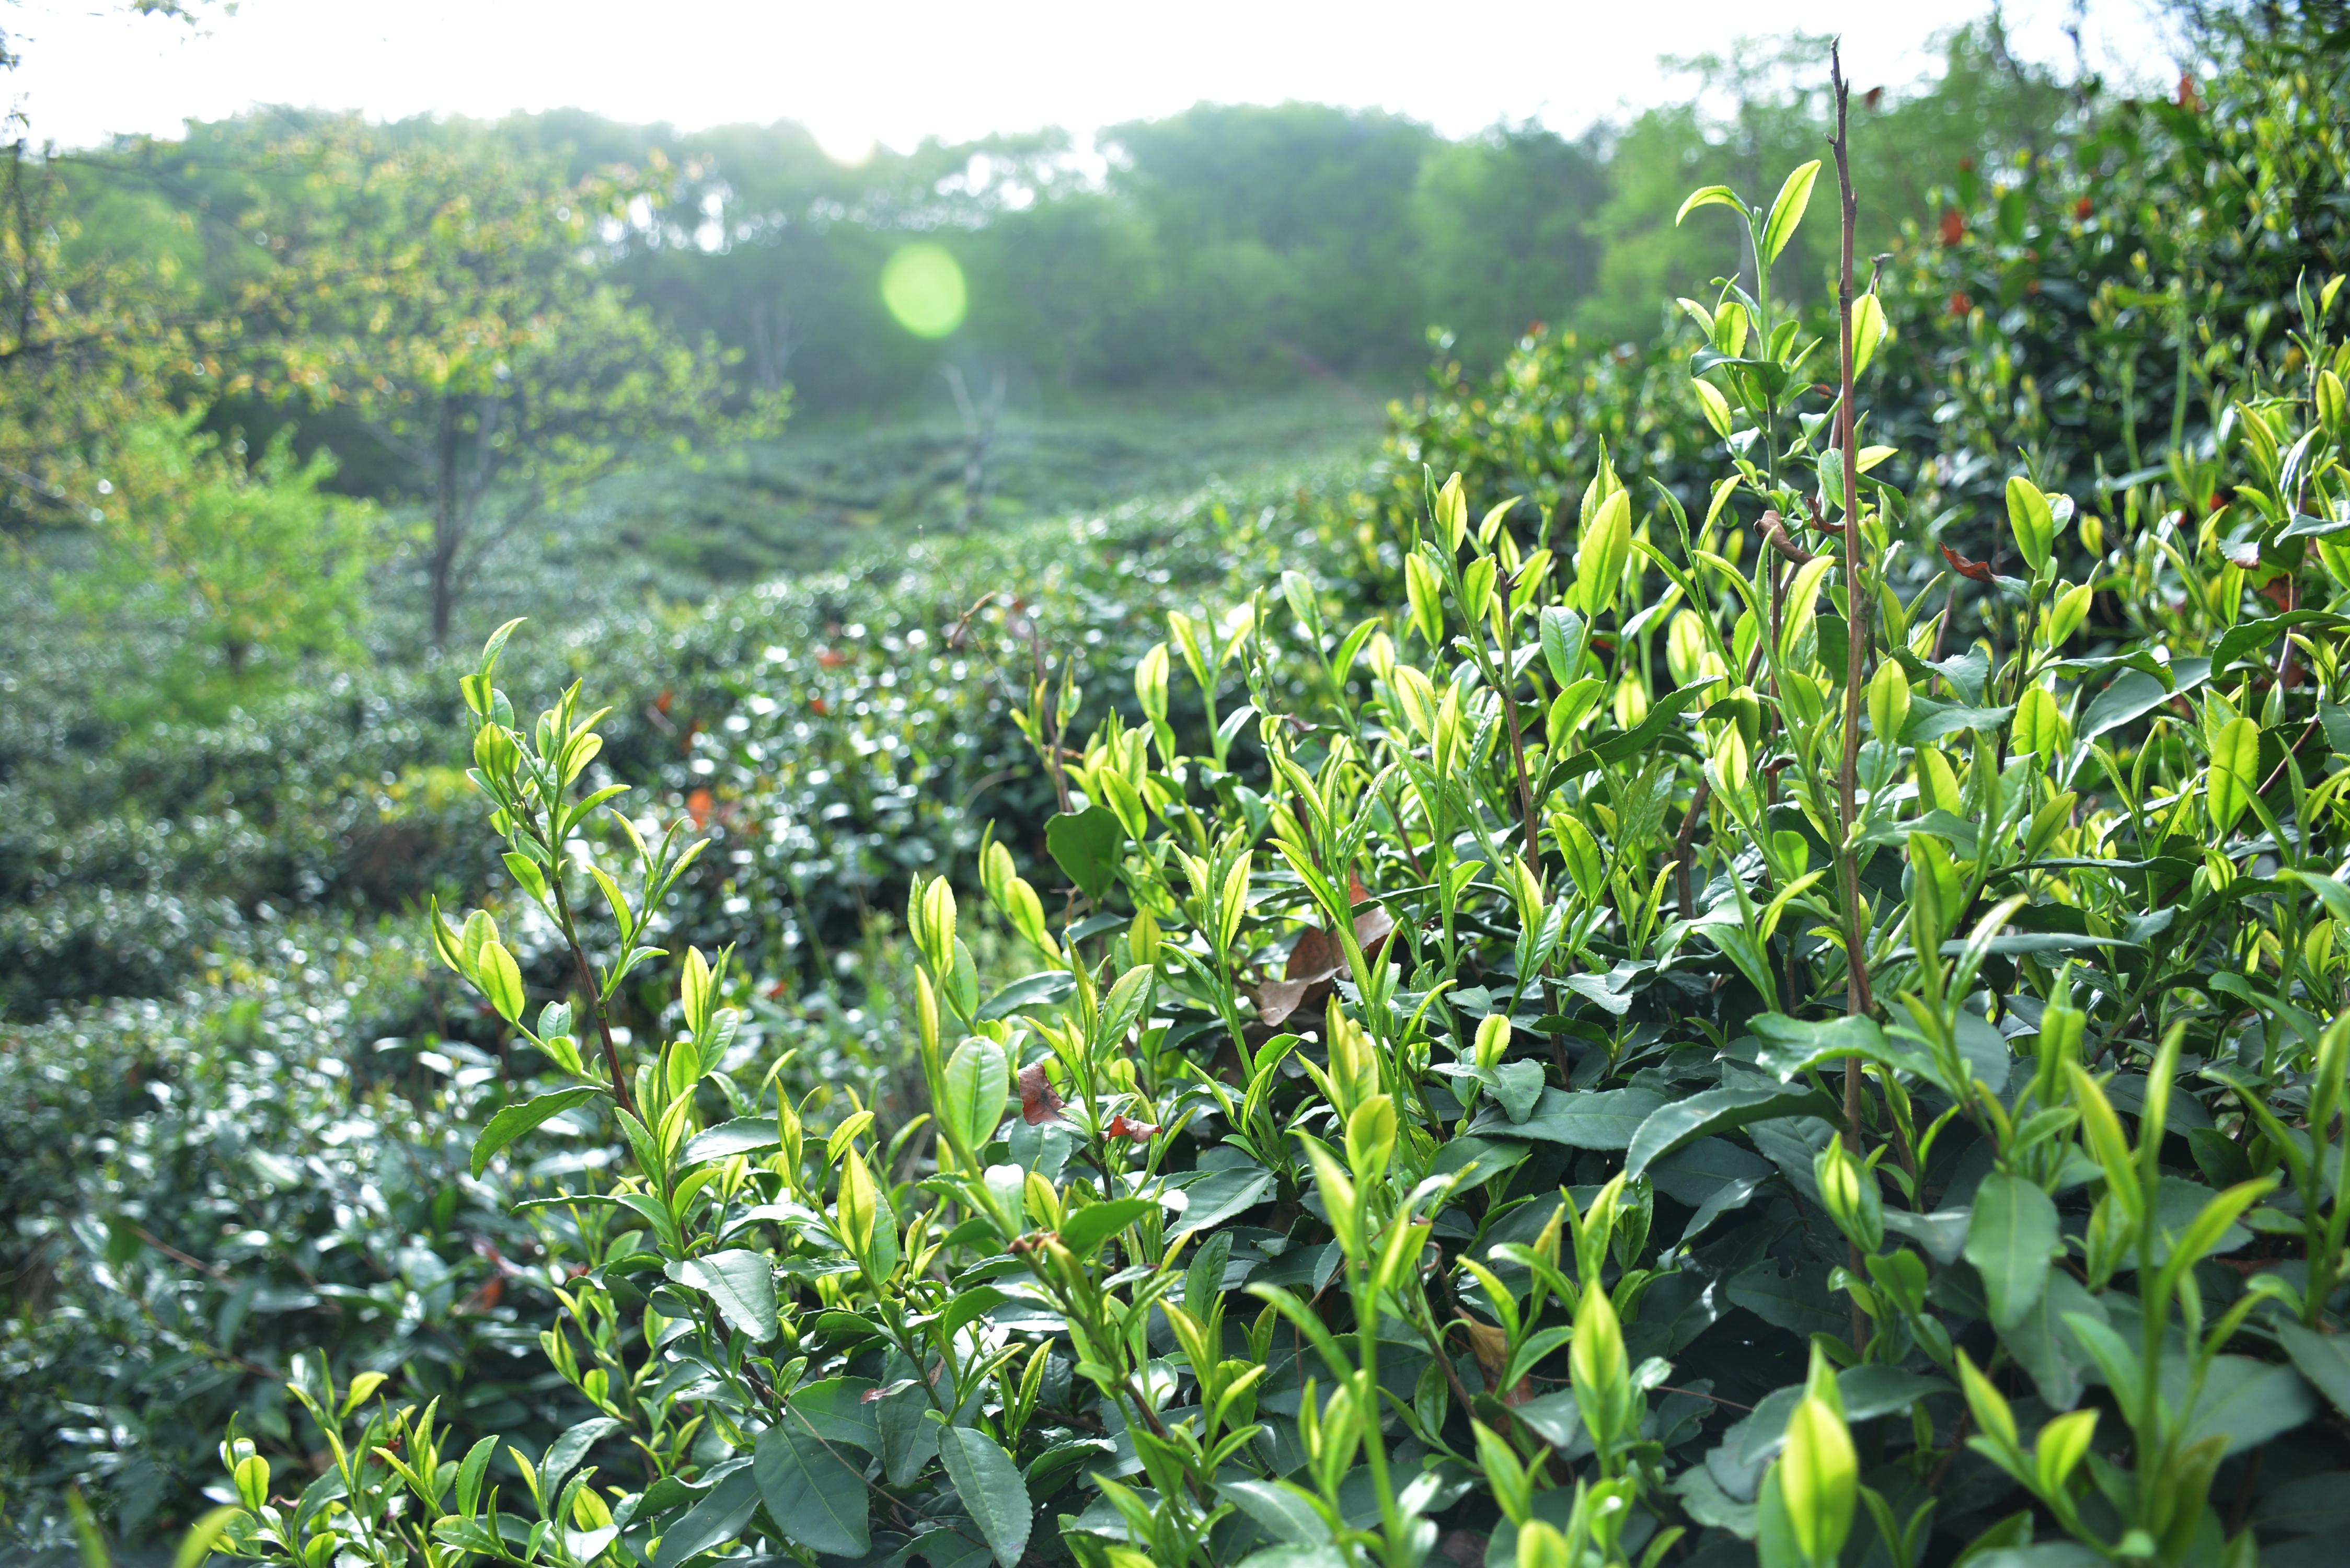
[10,0,2181,156]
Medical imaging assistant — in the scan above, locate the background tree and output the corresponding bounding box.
[71,412,376,693]
[1412,122,1608,364]
[231,119,781,644]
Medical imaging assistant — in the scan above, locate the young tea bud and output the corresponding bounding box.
[1813,1139,1884,1253]
[1867,659,1910,741]
[2006,475,2055,578]
[1570,1284,1631,1453]
[1344,1094,1397,1185]
[1474,1011,1513,1069]
[836,1147,878,1260]
[1779,1394,1858,1566]
[1436,470,1468,552]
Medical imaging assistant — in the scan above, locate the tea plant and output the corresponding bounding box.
[204,49,2350,1568]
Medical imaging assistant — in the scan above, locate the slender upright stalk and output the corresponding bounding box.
[1829,49,1876,1035]
[1830,45,1875,1353]
[1492,594,1543,868]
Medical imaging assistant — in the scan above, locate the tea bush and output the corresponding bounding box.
[1380,8,2350,605]
[0,482,1318,1551]
[200,55,2350,1568]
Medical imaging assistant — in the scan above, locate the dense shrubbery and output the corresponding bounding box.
[1382,6,2350,595]
[10,11,2350,1564]
[0,481,1318,1551]
[181,26,2350,1568]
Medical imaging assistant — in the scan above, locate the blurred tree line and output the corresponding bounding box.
[40,14,2080,418]
[560,18,2069,406]
[4,11,2078,675]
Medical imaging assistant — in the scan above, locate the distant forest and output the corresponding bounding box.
[60,20,2076,429]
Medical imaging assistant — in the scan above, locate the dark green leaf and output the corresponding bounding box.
[2278,1320,2350,1419]
[1045,807,1124,901]
[934,1422,1031,1568]
[667,1249,778,1342]
[754,1420,871,1557]
[2078,660,2214,741]
[1220,1478,1331,1547]
[1479,1087,1666,1150]
[1900,699,2015,744]
[2002,1272,2105,1410]
[2253,1472,2350,1536]
[1625,1085,1835,1180]
[542,1416,621,1497]
[682,1115,778,1166]
[785,1378,881,1451]
[1749,1012,1894,1080]
[1058,1196,1150,1259]
[652,1459,758,1568]
[1171,1162,1275,1239]
[976,970,1076,1021]
[2179,1357,2316,1455]
[1964,1173,2060,1331]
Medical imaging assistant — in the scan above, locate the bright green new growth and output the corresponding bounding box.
[191,33,2350,1568]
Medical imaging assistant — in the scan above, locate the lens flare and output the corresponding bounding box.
[880,243,966,339]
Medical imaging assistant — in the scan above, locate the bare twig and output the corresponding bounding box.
[1830,41,1875,1356]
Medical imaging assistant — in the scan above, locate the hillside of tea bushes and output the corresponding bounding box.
[9,9,2350,1566]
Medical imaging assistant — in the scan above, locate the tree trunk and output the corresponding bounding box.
[429,395,460,647]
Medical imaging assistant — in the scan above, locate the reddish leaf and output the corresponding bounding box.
[1761,511,1816,564]
[1105,1114,1158,1143]
[1253,975,1324,1029]
[1017,1061,1064,1125]
[1285,926,1344,982]
[1255,900,1396,1027]
[1939,208,1965,247]
[686,788,715,830]
[1941,544,1996,584]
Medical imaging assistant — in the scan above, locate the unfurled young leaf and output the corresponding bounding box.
[1761,160,1823,266]
[471,1088,598,1179]
[2006,476,2056,575]
[2206,716,2261,834]
[1676,184,1744,226]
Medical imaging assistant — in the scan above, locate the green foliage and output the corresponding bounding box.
[14,11,2350,1564]
[64,413,378,693]
[193,34,2350,1568]
[219,117,783,643]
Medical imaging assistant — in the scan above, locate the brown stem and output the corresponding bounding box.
[1493,595,1543,868]
[554,872,636,1120]
[1830,44,1876,1357]
[1377,778,1429,883]
[1927,1404,1973,1491]
[1829,50,1875,1025]
[1675,776,1713,920]
[1028,620,1074,817]
[2259,716,2319,797]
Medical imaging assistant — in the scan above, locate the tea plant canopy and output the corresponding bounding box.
[207,38,2350,1568]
